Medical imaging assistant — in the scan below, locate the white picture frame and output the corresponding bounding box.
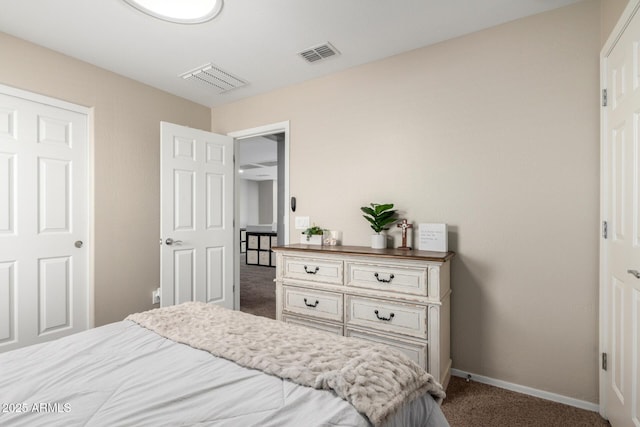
[418,223,448,252]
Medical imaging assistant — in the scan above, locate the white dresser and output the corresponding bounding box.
[272,244,454,387]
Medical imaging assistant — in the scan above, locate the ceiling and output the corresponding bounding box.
[0,0,581,108]
[237,136,277,181]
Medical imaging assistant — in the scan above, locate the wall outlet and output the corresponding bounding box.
[295,216,310,230]
[152,288,160,304]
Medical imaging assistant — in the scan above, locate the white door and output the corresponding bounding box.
[0,87,89,353]
[601,3,640,425]
[160,122,234,308]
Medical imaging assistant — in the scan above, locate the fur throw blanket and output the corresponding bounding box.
[127,302,445,426]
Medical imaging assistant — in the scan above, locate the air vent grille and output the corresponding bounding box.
[299,42,340,64]
[179,63,247,93]
[239,164,261,170]
[239,161,277,170]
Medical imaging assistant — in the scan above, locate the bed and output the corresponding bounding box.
[0,302,449,427]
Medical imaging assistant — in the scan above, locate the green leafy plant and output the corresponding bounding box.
[360,203,397,234]
[302,224,325,241]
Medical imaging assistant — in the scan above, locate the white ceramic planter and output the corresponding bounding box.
[301,234,323,245]
[371,234,386,249]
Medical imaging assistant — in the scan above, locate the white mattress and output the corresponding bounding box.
[0,321,448,426]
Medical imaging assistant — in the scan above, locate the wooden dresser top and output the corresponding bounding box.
[272,244,455,262]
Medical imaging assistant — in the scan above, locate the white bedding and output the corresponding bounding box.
[0,320,449,427]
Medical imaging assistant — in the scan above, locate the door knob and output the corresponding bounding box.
[165,238,183,246]
[628,269,640,279]
[75,240,83,248]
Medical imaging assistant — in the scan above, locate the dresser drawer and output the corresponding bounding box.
[283,286,343,322]
[346,328,427,369]
[283,314,344,336]
[346,296,427,339]
[345,262,428,296]
[282,256,343,285]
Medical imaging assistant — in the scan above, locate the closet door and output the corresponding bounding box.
[0,86,90,352]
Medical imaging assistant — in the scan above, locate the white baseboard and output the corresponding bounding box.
[450,369,599,412]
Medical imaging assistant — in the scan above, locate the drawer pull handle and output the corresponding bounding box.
[304,298,320,308]
[374,273,395,283]
[304,265,320,274]
[374,309,395,321]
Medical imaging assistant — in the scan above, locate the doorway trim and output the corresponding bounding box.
[228,121,290,310]
[599,0,640,419]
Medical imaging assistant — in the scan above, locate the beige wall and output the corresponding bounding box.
[601,0,630,45]
[0,32,211,326]
[212,1,601,402]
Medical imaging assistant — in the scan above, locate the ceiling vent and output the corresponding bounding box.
[298,42,340,64]
[179,63,247,93]
[239,163,261,170]
[239,161,277,170]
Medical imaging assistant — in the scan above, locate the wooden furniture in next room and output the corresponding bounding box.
[246,231,277,267]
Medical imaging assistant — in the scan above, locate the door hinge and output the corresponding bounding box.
[602,352,607,371]
[602,89,608,107]
[603,221,608,239]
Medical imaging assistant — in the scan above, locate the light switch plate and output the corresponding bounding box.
[295,216,310,229]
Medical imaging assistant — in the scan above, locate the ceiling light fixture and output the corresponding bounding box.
[123,0,223,24]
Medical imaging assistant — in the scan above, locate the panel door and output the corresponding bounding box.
[602,5,640,425]
[0,88,89,352]
[160,122,234,308]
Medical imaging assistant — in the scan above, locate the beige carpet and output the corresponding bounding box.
[238,257,608,426]
[441,375,609,426]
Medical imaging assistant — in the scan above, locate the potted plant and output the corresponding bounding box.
[301,224,326,245]
[361,203,397,249]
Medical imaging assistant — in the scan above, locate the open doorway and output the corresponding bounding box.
[236,133,284,319]
[228,121,290,317]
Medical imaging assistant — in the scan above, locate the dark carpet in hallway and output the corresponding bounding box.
[239,254,276,319]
